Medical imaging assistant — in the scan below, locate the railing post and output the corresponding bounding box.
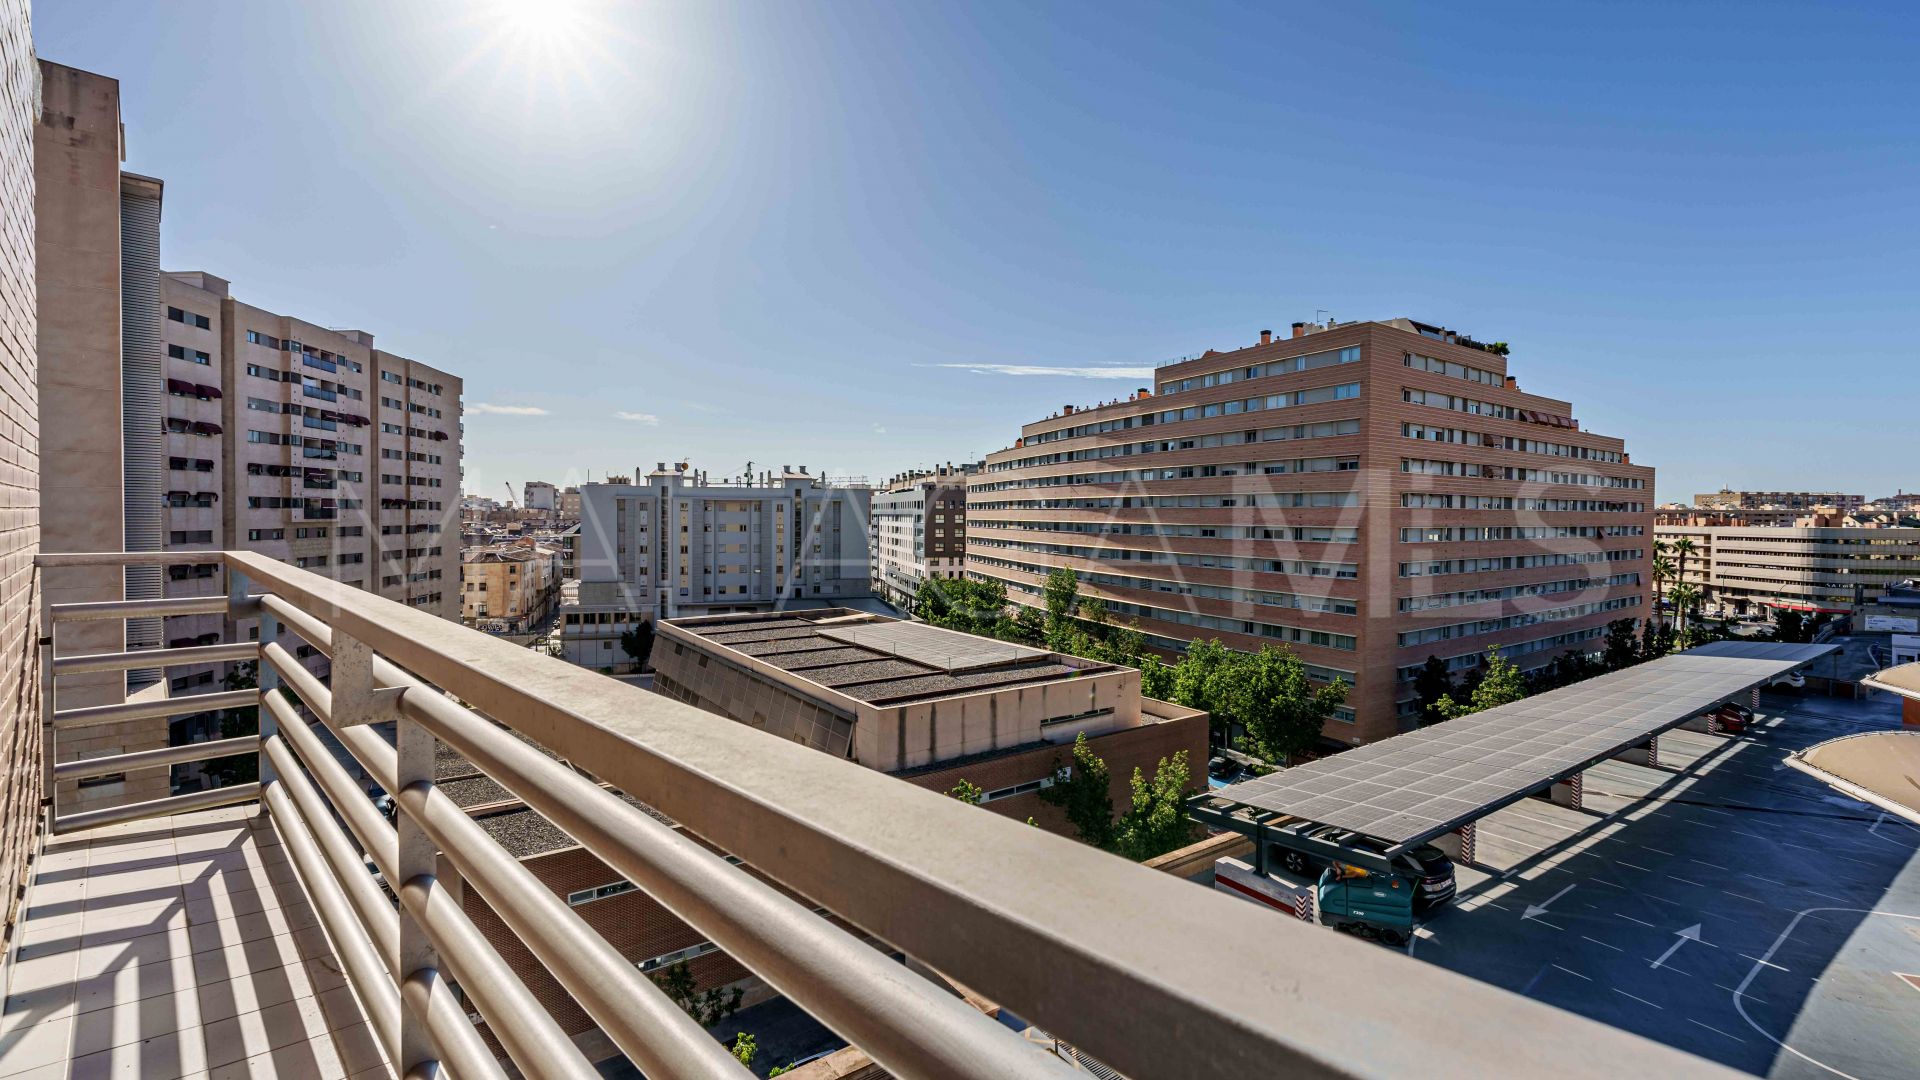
[37,570,55,825]
[387,629,439,1075]
[239,571,278,806]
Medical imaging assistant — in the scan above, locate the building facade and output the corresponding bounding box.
[1655,518,1920,614]
[970,318,1654,745]
[462,541,563,632]
[1693,489,1864,512]
[869,463,974,609]
[35,61,170,813]
[524,480,556,512]
[560,463,871,667]
[157,272,462,726]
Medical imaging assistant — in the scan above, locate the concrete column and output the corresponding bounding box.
[1429,822,1476,866]
[1613,735,1659,768]
[1549,773,1583,810]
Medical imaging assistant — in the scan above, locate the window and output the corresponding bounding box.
[565,880,638,906]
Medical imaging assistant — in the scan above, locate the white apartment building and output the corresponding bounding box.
[561,463,871,667]
[869,464,974,609]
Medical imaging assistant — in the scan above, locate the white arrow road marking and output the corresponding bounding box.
[1523,882,1576,922]
[1651,924,1703,970]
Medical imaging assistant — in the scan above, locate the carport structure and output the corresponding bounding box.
[1194,642,1838,873]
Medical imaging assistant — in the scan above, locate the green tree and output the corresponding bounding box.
[1670,536,1699,625]
[619,620,655,670]
[1433,648,1526,720]
[1603,618,1640,671]
[946,779,984,805]
[1411,655,1454,725]
[1038,732,1114,849]
[1220,645,1349,764]
[649,961,743,1026]
[1668,582,1701,641]
[1042,566,1080,625]
[1650,555,1675,628]
[1639,616,1673,661]
[1112,751,1197,861]
[204,662,262,787]
[1172,639,1234,742]
[729,1033,756,1067]
[1772,606,1808,644]
[1137,654,1177,700]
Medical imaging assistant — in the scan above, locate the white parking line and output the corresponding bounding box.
[1743,872,1789,887]
[1618,859,1652,871]
[1732,830,1771,842]
[1614,987,1663,1009]
[1698,807,1737,818]
[1688,1018,1746,1044]
[1588,877,1626,890]
[1667,874,1705,887]
[1642,845,1675,855]
[1804,889,1847,902]
[1553,963,1592,981]
[1582,935,1623,952]
[1616,913,1657,928]
[1739,953,1787,972]
[1690,858,1730,871]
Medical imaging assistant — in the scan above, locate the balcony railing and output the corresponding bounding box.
[27,551,1735,1080]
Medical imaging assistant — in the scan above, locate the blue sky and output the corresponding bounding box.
[36,1,1920,501]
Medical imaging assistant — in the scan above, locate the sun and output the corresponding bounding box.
[488,0,594,52]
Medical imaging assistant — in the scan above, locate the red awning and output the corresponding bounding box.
[166,378,195,394]
[430,431,447,441]
[195,384,222,399]
[191,421,222,435]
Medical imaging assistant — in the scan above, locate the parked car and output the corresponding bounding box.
[1766,670,1806,691]
[1275,825,1456,911]
[1710,702,1753,734]
[1208,756,1239,780]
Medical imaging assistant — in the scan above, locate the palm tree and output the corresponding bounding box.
[1670,537,1700,634]
[1651,555,1675,628]
[1669,583,1701,643]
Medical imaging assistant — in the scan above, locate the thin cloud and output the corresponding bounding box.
[927,362,1155,380]
[615,411,661,425]
[470,403,549,415]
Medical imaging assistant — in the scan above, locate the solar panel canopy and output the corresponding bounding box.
[1219,645,1835,849]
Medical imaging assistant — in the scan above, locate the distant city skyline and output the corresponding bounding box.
[34,0,1920,500]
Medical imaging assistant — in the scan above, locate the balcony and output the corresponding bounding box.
[7,552,1730,1080]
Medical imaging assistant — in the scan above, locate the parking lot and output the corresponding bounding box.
[1414,692,1920,1078]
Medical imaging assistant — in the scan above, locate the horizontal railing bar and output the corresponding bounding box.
[405,687,1073,1080]
[50,595,233,622]
[265,704,504,1080]
[265,691,399,877]
[54,735,260,779]
[52,782,260,835]
[275,595,1074,1079]
[263,780,406,1065]
[53,641,258,675]
[396,871,600,1080]
[36,550,229,568]
[229,551,1735,1080]
[399,776,754,1080]
[263,641,618,1076]
[53,688,260,730]
[264,734,401,965]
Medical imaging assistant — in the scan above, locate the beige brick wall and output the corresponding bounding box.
[0,0,40,949]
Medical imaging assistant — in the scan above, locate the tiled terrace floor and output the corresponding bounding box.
[0,806,386,1080]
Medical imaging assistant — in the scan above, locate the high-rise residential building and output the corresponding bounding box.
[524,480,557,511]
[156,272,462,721]
[35,60,170,814]
[1655,515,1920,615]
[868,463,975,609]
[1693,489,1863,512]
[561,462,871,667]
[970,317,1654,745]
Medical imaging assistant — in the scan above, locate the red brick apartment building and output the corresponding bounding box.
[968,317,1655,745]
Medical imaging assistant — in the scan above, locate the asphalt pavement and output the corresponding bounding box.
[1413,691,1920,1079]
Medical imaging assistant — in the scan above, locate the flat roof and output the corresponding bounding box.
[1863,662,1920,701]
[676,611,1099,707]
[1681,640,1839,664]
[1215,643,1838,850]
[1787,729,1920,826]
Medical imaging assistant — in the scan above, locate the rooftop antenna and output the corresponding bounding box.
[1314,308,1330,326]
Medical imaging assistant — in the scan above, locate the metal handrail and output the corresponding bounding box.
[30,551,1742,1080]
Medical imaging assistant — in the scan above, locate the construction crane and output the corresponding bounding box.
[502,481,517,509]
